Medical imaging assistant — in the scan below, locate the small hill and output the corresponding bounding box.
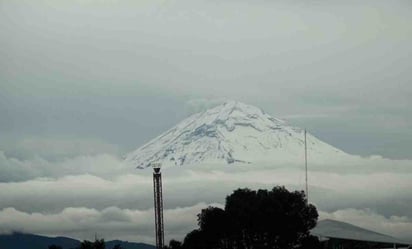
[0,232,155,249]
[0,232,79,249]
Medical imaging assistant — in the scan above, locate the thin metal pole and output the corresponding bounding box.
[304,129,308,203]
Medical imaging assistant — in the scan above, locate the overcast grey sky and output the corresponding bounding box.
[1,0,412,160]
[1,0,412,244]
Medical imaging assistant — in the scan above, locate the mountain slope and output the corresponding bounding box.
[0,232,155,249]
[0,233,79,249]
[126,101,349,168]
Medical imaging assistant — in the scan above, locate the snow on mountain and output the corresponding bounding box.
[125,101,349,169]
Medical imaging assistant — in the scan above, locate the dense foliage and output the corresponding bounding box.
[48,239,122,249]
[166,186,320,249]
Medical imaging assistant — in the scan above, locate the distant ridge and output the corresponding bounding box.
[126,100,349,168]
[0,232,155,249]
[312,219,411,246]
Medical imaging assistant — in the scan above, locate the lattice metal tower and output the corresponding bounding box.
[152,163,164,249]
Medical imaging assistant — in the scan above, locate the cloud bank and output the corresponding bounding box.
[0,150,411,242]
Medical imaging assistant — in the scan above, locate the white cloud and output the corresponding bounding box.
[0,154,411,228]
[0,151,131,182]
[184,98,228,115]
[0,203,219,244]
[0,136,120,160]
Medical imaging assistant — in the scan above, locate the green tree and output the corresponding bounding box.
[48,245,62,249]
[182,229,207,249]
[196,206,230,249]
[164,239,183,249]
[179,186,320,249]
[112,244,123,249]
[79,240,94,249]
[79,239,105,249]
[298,235,322,249]
[94,239,105,249]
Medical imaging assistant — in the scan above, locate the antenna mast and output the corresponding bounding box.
[152,163,164,249]
[304,129,308,203]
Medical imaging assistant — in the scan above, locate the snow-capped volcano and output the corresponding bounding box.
[126,101,348,168]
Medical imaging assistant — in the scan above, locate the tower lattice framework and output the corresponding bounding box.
[153,166,164,249]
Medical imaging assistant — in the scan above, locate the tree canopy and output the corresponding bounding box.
[76,239,122,249]
[167,186,320,249]
[48,245,62,249]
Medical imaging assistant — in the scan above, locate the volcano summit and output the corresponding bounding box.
[126,101,348,168]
